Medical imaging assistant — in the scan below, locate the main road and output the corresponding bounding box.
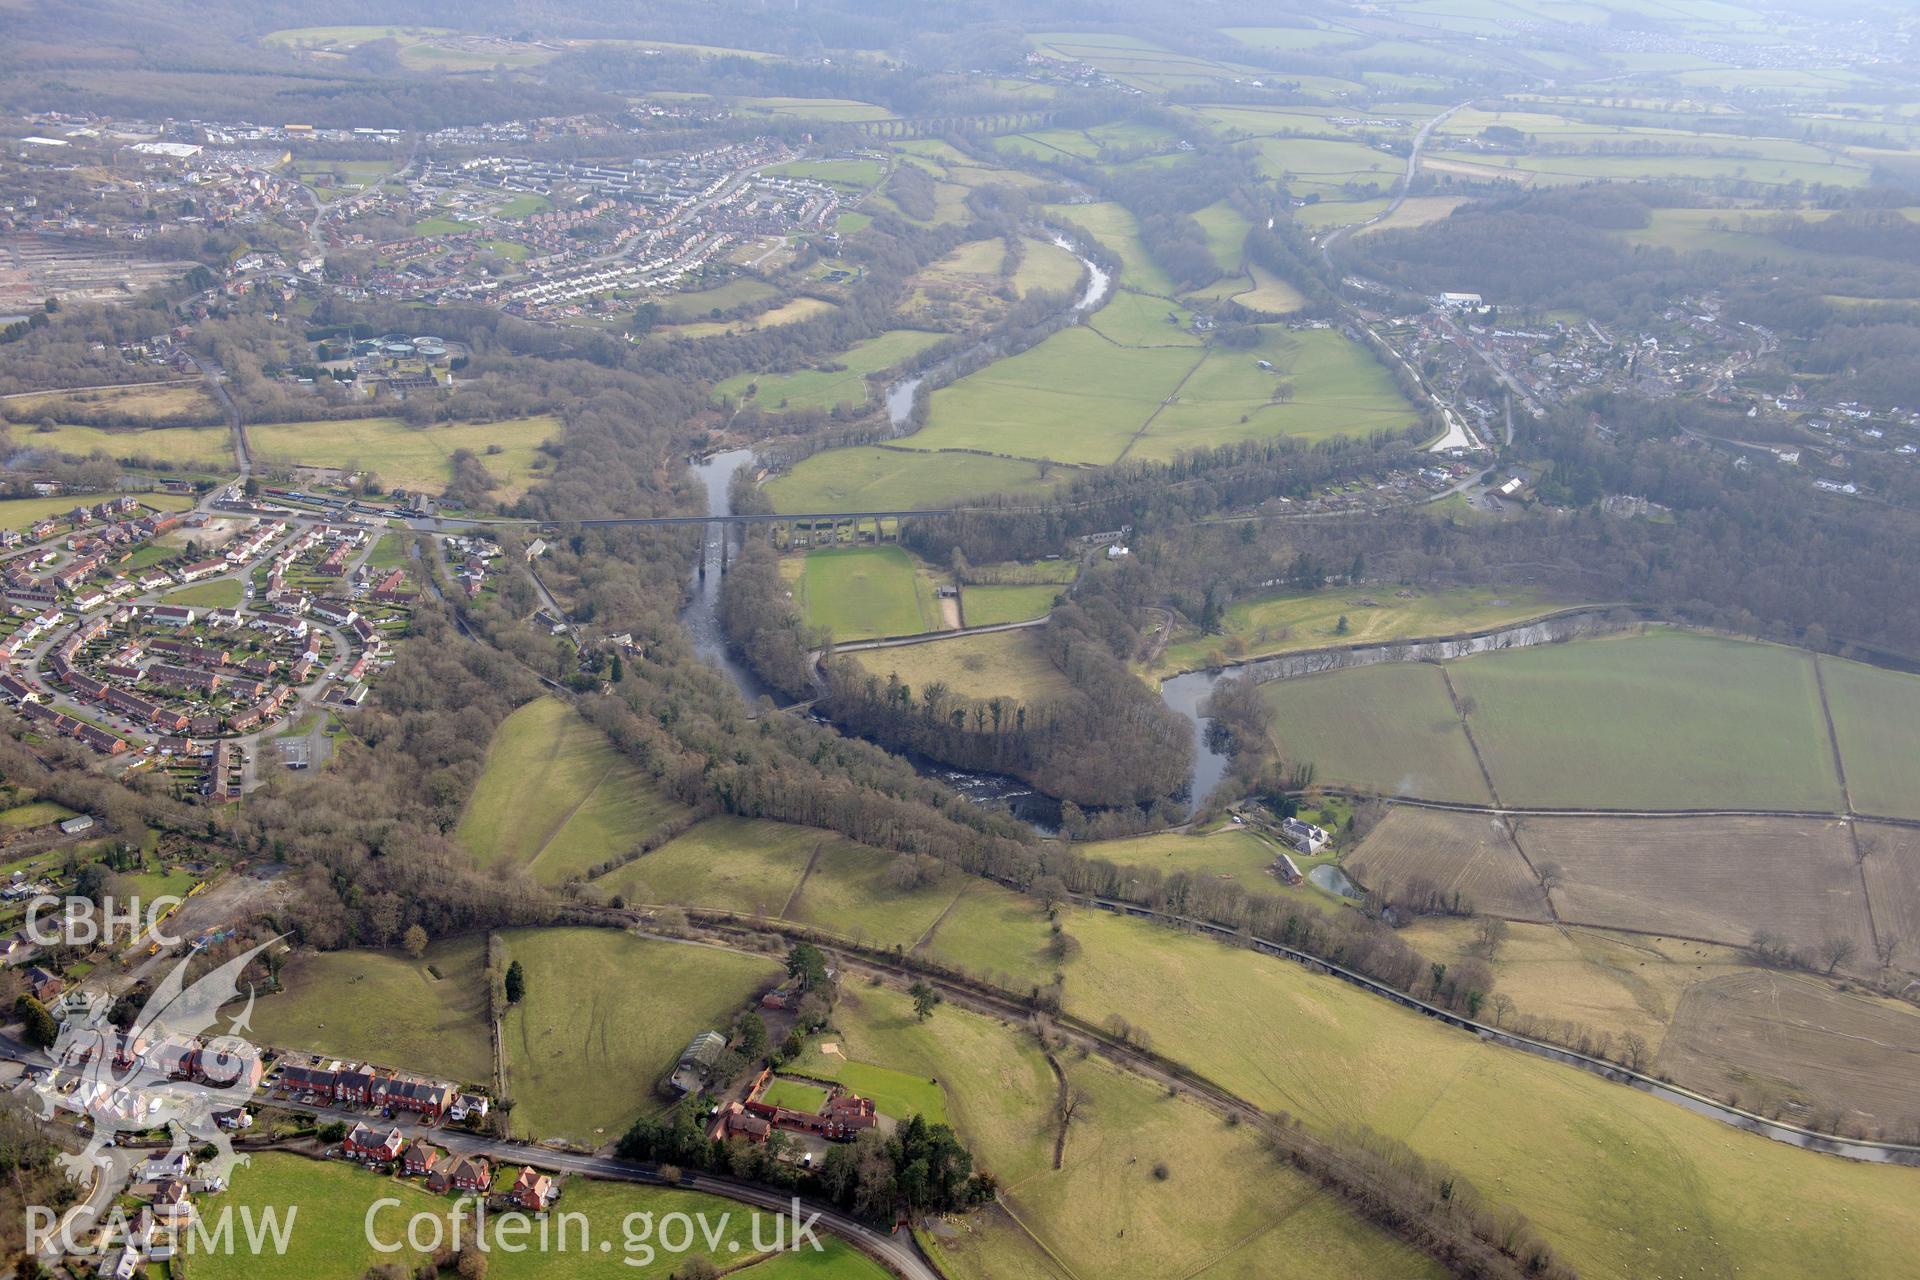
[1318,98,1472,271]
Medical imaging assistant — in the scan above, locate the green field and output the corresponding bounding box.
[1086,290,1201,347]
[747,99,897,125]
[120,860,202,904]
[1450,630,1843,810]
[248,936,493,1085]
[593,814,972,951]
[911,882,1057,989]
[782,839,967,949]
[1045,904,1920,1280]
[249,415,558,500]
[1249,137,1400,194]
[1128,328,1418,460]
[764,157,887,187]
[189,1153,445,1280]
[1813,655,1920,819]
[714,329,944,414]
[1220,23,1364,52]
[759,1077,830,1113]
[365,528,411,571]
[21,423,232,469]
[0,800,75,827]
[411,215,476,236]
[260,24,452,46]
[2,381,216,424]
[666,297,838,339]
[764,446,1059,514]
[494,193,551,218]
[1607,207,1869,264]
[1075,824,1320,905]
[1264,630,1850,809]
[904,327,1198,465]
[959,583,1059,626]
[196,1153,869,1279]
[887,324,1409,469]
[499,928,778,1142]
[1155,585,1569,675]
[848,628,1074,705]
[1230,262,1310,314]
[732,1240,896,1279]
[1014,238,1086,296]
[791,545,945,641]
[592,816,821,917]
[456,697,689,883]
[661,278,779,321]
[1263,661,1493,802]
[165,578,244,609]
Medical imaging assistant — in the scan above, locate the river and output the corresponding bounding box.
[681,237,1112,827]
[1157,669,1235,816]
[683,448,782,707]
[883,233,1111,431]
[681,452,1062,830]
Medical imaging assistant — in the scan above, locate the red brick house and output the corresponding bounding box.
[334,1066,382,1105]
[403,1142,446,1177]
[387,1077,455,1119]
[342,1123,405,1163]
[23,966,63,1003]
[279,1064,338,1099]
[510,1166,554,1210]
[429,1154,492,1195]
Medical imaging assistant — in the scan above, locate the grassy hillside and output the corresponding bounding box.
[456,697,690,883]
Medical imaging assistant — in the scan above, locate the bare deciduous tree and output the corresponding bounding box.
[1619,1032,1650,1073]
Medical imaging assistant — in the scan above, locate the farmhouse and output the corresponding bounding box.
[738,1068,880,1141]
[1280,817,1330,855]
